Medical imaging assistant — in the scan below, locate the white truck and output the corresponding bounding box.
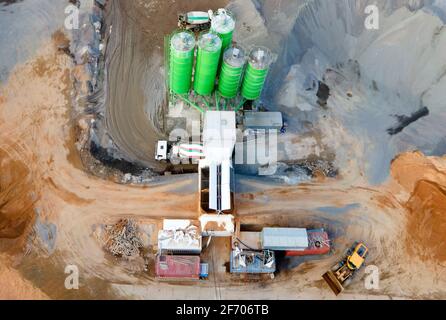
[178,9,228,33]
[155,141,204,162]
[178,10,212,33]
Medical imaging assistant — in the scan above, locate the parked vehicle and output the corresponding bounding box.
[178,10,212,33]
[322,242,369,295]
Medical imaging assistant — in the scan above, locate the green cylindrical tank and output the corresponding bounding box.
[194,33,222,96]
[218,46,246,98]
[241,47,273,100]
[211,10,235,53]
[169,31,195,95]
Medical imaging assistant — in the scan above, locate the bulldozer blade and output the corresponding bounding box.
[322,271,344,296]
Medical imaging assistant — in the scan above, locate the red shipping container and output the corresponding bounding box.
[285,230,330,257]
[156,255,200,280]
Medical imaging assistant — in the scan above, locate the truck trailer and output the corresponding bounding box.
[156,255,201,281]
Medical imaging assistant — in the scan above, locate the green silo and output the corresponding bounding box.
[211,9,235,53]
[241,47,273,101]
[194,32,222,96]
[169,31,195,95]
[218,46,246,98]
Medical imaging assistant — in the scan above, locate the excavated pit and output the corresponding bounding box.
[98,0,446,185]
[1,0,446,299]
[242,0,446,184]
[96,0,228,173]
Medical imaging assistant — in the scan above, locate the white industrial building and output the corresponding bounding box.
[199,111,236,213]
[243,111,283,131]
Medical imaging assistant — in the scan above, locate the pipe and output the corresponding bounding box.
[234,98,246,112]
[201,96,211,110]
[215,91,220,111]
[179,95,205,114]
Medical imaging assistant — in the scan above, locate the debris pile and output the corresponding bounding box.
[233,249,275,269]
[387,106,430,136]
[104,219,144,259]
[230,248,276,274]
[299,159,338,178]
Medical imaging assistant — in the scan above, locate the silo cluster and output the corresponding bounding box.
[168,10,273,102]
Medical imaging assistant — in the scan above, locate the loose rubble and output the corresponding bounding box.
[103,219,144,259]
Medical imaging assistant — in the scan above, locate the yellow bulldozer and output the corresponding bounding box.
[322,242,369,295]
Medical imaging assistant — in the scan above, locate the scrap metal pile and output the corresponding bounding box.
[232,248,275,270]
[234,249,274,268]
[104,219,144,259]
[298,159,338,178]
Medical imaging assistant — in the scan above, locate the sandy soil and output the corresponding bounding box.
[390,152,446,263]
[0,254,49,300]
[0,38,445,299]
[0,0,445,300]
[0,35,199,299]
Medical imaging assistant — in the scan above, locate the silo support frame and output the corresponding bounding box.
[215,91,220,111]
[234,98,246,112]
[170,92,247,113]
[177,94,205,114]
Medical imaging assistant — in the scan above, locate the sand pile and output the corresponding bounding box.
[391,151,446,193]
[0,255,49,300]
[406,180,446,262]
[391,151,446,262]
[101,0,229,169]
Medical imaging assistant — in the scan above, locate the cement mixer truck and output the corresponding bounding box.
[178,10,213,33]
[178,9,229,33]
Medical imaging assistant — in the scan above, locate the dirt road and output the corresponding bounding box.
[0,36,199,298]
[0,0,445,300]
[1,39,445,299]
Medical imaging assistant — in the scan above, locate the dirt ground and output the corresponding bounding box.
[0,36,198,299]
[0,36,445,299]
[102,0,230,170]
[0,254,49,300]
[390,152,446,263]
[1,0,446,300]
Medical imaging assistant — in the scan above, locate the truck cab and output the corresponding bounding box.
[346,243,368,270]
[178,11,212,32]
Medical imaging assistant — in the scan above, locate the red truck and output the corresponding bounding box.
[285,229,330,257]
[156,255,200,280]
